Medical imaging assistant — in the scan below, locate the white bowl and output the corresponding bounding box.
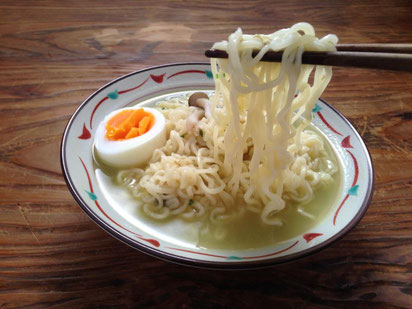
[61,63,374,269]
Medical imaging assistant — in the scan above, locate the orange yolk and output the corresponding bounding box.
[105,108,155,141]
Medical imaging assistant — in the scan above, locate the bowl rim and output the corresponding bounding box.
[60,62,374,269]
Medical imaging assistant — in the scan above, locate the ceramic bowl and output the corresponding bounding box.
[61,63,374,269]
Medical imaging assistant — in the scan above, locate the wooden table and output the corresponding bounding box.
[1,1,411,308]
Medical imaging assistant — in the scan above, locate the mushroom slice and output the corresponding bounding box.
[188,92,211,119]
[186,92,212,132]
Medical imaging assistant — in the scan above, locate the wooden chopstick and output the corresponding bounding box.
[336,43,412,54]
[205,44,412,72]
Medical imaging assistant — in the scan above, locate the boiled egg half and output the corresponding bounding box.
[94,106,166,168]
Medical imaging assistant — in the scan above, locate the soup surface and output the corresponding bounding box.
[94,91,342,251]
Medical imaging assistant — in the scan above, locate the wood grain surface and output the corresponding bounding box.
[0,0,411,308]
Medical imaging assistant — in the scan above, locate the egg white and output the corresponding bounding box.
[94,106,166,168]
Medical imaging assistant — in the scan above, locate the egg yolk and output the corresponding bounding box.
[105,108,155,141]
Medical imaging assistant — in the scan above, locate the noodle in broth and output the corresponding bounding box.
[116,23,339,231]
